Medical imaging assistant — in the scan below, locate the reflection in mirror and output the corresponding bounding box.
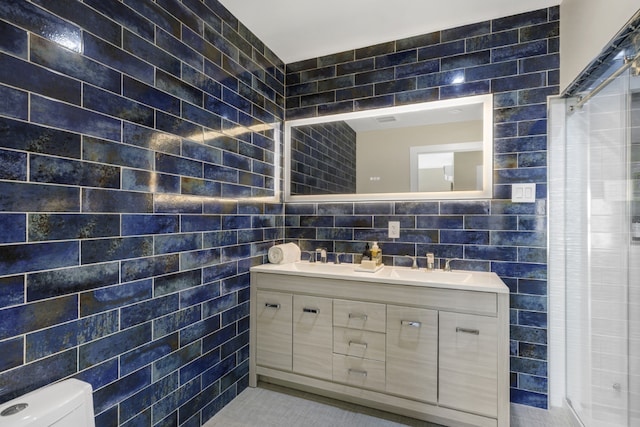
[284,94,493,202]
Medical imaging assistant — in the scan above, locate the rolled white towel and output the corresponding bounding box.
[268,242,301,264]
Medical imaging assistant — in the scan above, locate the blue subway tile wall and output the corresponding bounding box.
[285,7,557,408]
[0,2,284,427]
[290,121,357,195]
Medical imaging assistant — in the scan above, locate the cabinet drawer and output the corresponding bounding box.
[333,299,385,332]
[439,311,498,417]
[386,305,437,403]
[333,327,385,361]
[332,354,385,391]
[256,290,292,371]
[293,295,333,379]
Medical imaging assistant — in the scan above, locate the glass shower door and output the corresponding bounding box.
[564,64,634,427]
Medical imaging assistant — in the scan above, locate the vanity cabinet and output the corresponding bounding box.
[250,267,510,427]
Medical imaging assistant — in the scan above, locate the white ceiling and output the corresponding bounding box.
[218,0,561,64]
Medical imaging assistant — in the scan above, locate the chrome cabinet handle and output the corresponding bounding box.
[348,313,368,320]
[348,368,367,377]
[303,307,319,314]
[401,320,421,328]
[456,327,480,335]
[348,341,368,349]
[264,303,280,309]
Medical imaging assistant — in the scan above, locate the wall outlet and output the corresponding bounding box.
[512,183,536,203]
[388,221,400,239]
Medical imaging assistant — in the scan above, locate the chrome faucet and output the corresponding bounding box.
[444,258,459,271]
[426,253,435,271]
[335,252,344,264]
[306,251,316,263]
[404,255,418,269]
[316,248,327,263]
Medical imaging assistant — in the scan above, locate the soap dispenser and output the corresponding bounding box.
[371,242,382,266]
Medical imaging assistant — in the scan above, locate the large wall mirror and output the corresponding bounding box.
[284,94,493,202]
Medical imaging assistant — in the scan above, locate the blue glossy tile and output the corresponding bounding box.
[121,254,180,283]
[26,311,118,362]
[123,76,180,116]
[519,374,548,394]
[29,154,120,188]
[84,33,154,85]
[511,356,547,377]
[27,263,119,301]
[334,216,372,228]
[0,84,27,120]
[440,200,490,215]
[151,377,200,425]
[518,119,548,136]
[0,53,79,105]
[74,359,119,392]
[510,388,547,409]
[83,86,155,128]
[180,282,221,308]
[0,117,81,158]
[510,325,547,345]
[80,279,153,317]
[511,294,547,311]
[79,324,152,370]
[0,241,79,276]
[491,231,546,247]
[0,181,80,212]
[203,293,237,318]
[119,374,178,422]
[157,0,203,36]
[157,69,204,106]
[0,213,25,244]
[493,40,547,63]
[122,169,180,194]
[31,0,121,46]
[154,194,204,214]
[519,310,547,328]
[84,0,154,41]
[156,152,203,178]
[0,337,23,371]
[496,104,547,124]
[153,305,202,340]
[220,244,251,262]
[221,274,249,294]
[0,295,77,340]
[153,341,200,381]
[518,279,547,296]
[0,349,77,403]
[203,261,237,282]
[492,72,546,93]
[221,301,249,326]
[92,367,151,415]
[493,9,549,32]
[465,245,517,261]
[417,41,465,62]
[440,230,489,245]
[203,230,238,249]
[0,20,27,57]
[157,28,201,70]
[442,51,490,71]
[31,95,121,141]
[28,213,120,241]
[493,262,547,280]
[0,1,81,52]
[182,177,221,197]
[122,214,179,236]
[464,216,518,230]
[521,54,560,74]
[465,61,518,82]
[441,80,490,98]
[83,189,153,213]
[518,247,547,263]
[317,228,353,241]
[154,270,202,297]
[0,275,24,309]
[519,343,547,360]
[154,233,202,255]
[124,29,181,76]
[416,216,462,229]
[81,237,154,264]
[30,35,120,94]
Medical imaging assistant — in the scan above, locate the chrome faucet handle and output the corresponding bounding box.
[306,251,316,263]
[444,258,459,271]
[404,255,418,269]
[335,252,344,264]
[316,247,327,263]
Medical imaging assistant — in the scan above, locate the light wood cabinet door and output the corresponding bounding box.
[333,327,386,361]
[438,311,498,417]
[386,305,438,403]
[332,354,385,391]
[256,290,292,371]
[293,295,333,379]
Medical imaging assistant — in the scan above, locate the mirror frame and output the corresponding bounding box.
[284,94,494,202]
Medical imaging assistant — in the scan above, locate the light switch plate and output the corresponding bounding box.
[512,183,536,203]
[388,221,400,238]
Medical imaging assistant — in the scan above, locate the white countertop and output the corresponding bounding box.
[251,262,509,294]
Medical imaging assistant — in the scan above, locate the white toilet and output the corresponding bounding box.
[0,379,95,427]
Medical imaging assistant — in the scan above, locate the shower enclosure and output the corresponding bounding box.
[549,20,640,427]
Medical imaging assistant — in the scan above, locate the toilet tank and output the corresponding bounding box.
[0,379,95,427]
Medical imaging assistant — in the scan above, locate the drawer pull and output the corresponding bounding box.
[401,320,422,328]
[303,307,319,314]
[348,341,368,349]
[348,313,368,320]
[456,327,480,335]
[348,368,367,377]
[264,303,280,309]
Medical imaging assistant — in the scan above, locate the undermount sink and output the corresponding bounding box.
[384,268,472,284]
